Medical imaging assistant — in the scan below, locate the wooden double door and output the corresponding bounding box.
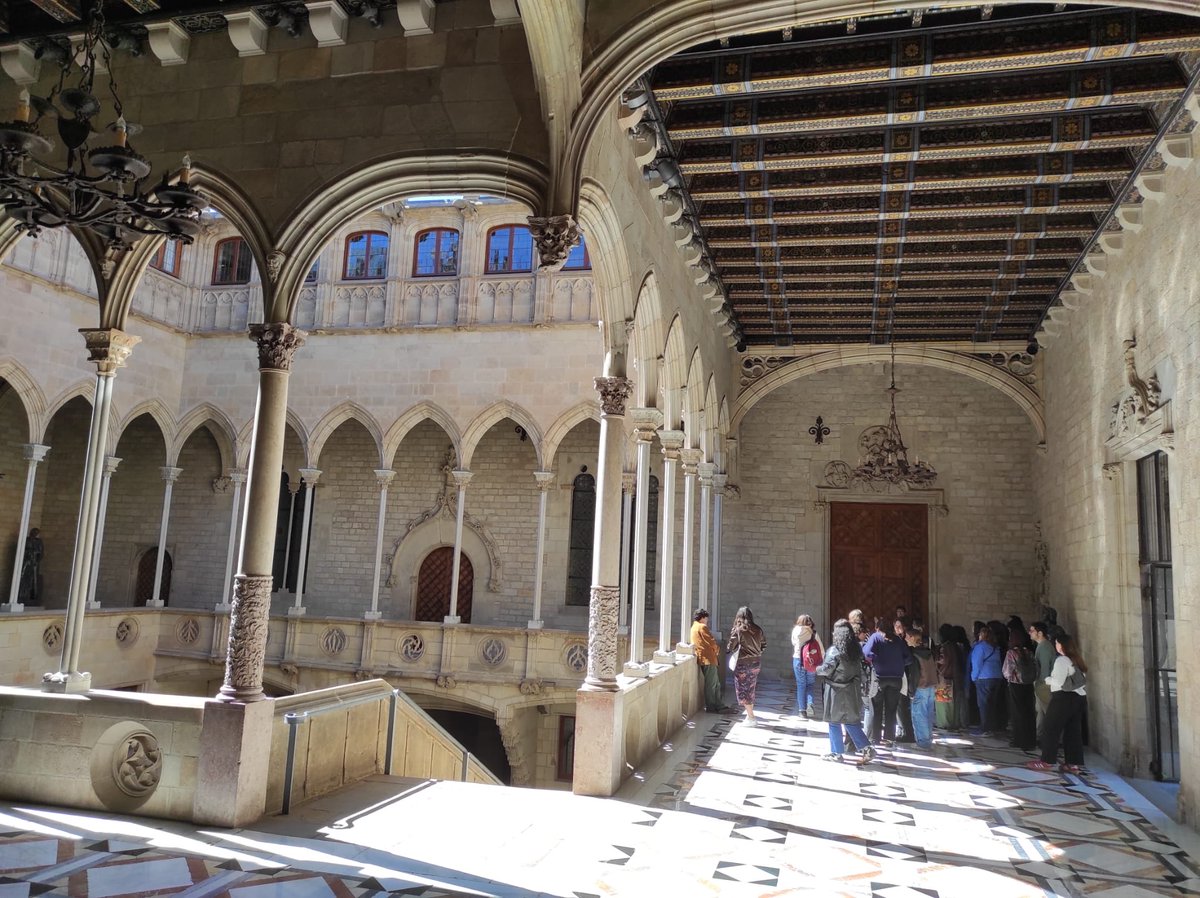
[830,502,928,627]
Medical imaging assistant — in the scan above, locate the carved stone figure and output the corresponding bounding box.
[17,527,43,606]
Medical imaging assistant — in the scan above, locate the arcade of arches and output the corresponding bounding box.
[0,0,1198,840]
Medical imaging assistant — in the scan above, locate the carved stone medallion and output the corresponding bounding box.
[479,637,507,666]
[115,618,139,646]
[399,633,425,663]
[176,617,200,646]
[43,623,63,654]
[320,626,346,656]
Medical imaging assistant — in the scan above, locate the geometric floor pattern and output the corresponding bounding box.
[2,679,1198,897]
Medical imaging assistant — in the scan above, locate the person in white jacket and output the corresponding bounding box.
[1027,633,1088,773]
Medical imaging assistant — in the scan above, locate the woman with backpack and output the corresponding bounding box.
[727,606,767,726]
[1028,634,1088,773]
[1002,623,1038,752]
[791,613,824,719]
[817,619,874,765]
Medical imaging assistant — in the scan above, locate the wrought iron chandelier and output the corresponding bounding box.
[0,0,204,248]
[851,346,938,488]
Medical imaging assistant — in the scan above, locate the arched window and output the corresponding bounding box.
[414,228,460,276]
[485,225,534,273]
[566,471,595,606]
[562,236,590,271]
[150,240,182,277]
[271,471,314,593]
[415,546,474,622]
[344,230,389,280]
[212,237,251,285]
[134,548,172,607]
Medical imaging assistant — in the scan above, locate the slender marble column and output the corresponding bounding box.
[278,484,297,593]
[446,469,472,623]
[583,376,633,692]
[654,430,684,662]
[289,467,321,616]
[711,472,727,640]
[219,322,305,703]
[625,408,663,675]
[45,329,140,693]
[676,448,700,653]
[697,462,715,631]
[218,470,247,612]
[3,443,50,613]
[617,471,634,632]
[367,469,395,620]
[84,455,121,610]
[528,470,555,629]
[145,466,183,608]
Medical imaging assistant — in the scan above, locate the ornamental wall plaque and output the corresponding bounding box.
[113,732,163,798]
[115,618,139,647]
[479,637,507,666]
[564,643,588,674]
[320,626,347,656]
[399,633,424,663]
[176,617,200,646]
[42,623,63,654]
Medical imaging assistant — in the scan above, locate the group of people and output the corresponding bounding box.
[688,605,1089,773]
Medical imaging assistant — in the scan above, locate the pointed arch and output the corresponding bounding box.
[461,401,545,470]
[630,271,666,409]
[577,178,634,361]
[702,377,719,462]
[661,315,688,430]
[382,401,464,469]
[543,401,601,470]
[115,399,176,461]
[309,401,385,468]
[172,403,240,473]
[235,407,310,469]
[683,349,705,450]
[0,358,48,442]
[45,379,96,425]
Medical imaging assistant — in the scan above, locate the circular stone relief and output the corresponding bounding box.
[479,637,507,666]
[115,617,139,646]
[399,633,424,663]
[564,643,587,674]
[320,626,347,656]
[42,623,63,654]
[90,721,163,811]
[176,617,200,646]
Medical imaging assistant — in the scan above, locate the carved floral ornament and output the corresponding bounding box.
[249,322,306,372]
[594,376,634,416]
[1108,337,1166,442]
[528,215,582,271]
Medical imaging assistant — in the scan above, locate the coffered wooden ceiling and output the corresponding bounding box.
[649,4,1200,346]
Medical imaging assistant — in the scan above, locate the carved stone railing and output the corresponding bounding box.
[198,285,260,332]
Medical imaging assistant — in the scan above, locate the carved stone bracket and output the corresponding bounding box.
[265,249,285,283]
[249,322,306,371]
[1102,462,1122,481]
[1108,337,1164,442]
[519,678,544,695]
[594,376,634,416]
[435,675,457,688]
[528,214,581,271]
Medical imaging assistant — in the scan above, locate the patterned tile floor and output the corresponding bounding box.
[2,679,1198,897]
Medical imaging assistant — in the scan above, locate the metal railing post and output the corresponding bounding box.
[281,711,307,815]
[461,748,470,781]
[385,688,399,775]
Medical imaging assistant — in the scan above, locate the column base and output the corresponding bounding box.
[652,650,679,665]
[193,698,274,827]
[527,619,544,630]
[675,643,695,656]
[364,610,382,621]
[286,606,307,617]
[42,670,91,693]
[622,661,651,678]
[145,599,164,609]
[443,614,461,624]
[0,603,24,614]
[85,601,102,611]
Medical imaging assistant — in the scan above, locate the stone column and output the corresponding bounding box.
[45,328,139,693]
[625,408,662,675]
[711,471,727,638]
[367,469,395,620]
[697,462,715,631]
[219,322,305,704]
[278,482,298,594]
[617,471,634,632]
[3,443,50,613]
[654,430,684,662]
[289,467,321,616]
[676,448,701,653]
[528,470,555,629]
[84,455,121,610]
[218,470,247,612]
[145,466,183,608]
[583,376,632,691]
[446,469,473,623]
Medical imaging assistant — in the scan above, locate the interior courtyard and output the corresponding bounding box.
[0,0,1197,894]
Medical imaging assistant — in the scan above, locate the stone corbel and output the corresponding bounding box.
[628,124,659,165]
[435,674,457,688]
[1115,202,1144,233]
[1136,170,1167,200]
[1058,290,1082,311]
[306,1,349,47]
[146,21,190,66]
[660,189,685,224]
[1096,232,1123,259]
[396,0,435,35]
[529,214,581,271]
[0,43,41,84]
[225,10,269,57]
[1101,462,1122,481]
[1070,272,1094,295]
[1161,132,1194,169]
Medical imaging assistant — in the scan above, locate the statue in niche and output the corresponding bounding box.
[17,528,43,606]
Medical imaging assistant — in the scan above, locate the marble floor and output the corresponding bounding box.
[1,679,1198,897]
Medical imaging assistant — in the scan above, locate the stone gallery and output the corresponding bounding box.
[0,1,1199,895]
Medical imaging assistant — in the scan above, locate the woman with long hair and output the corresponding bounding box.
[791,613,824,719]
[816,619,874,764]
[1002,623,1038,751]
[1028,633,1088,772]
[727,606,767,725]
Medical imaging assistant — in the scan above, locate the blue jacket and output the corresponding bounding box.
[863,631,911,678]
[970,640,1003,681]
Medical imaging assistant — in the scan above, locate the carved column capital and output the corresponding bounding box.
[659,429,685,459]
[712,473,728,492]
[533,470,556,491]
[374,469,396,489]
[451,469,473,490]
[621,471,636,493]
[697,461,716,485]
[249,322,307,372]
[528,214,581,271]
[160,466,183,483]
[299,467,322,486]
[1102,461,1123,481]
[228,468,248,485]
[629,407,664,441]
[80,328,140,375]
[23,443,51,463]
[680,447,702,474]
[594,376,633,417]
[102,455,122,477]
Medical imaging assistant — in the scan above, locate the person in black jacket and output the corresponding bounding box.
[817,619,875,765]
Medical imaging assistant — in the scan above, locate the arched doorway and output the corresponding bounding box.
[134,548,172,607]
[414,546,473,622]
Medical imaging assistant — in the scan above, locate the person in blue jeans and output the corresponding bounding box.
[791,613,824,718]
[816,619,875,765]
[970,624,1004,735]
[905,626,937,749]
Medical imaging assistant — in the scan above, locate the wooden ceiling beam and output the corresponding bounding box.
[27,0,81,23]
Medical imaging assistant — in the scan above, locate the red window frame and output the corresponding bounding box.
[484,225,534,274]
[150,240,182,277]
[412,227,460,277]
[211,237,251,286]
[343,230,389,280]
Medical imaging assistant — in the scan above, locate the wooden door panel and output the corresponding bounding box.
[830,502,928,626]
[415,546,474,623]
